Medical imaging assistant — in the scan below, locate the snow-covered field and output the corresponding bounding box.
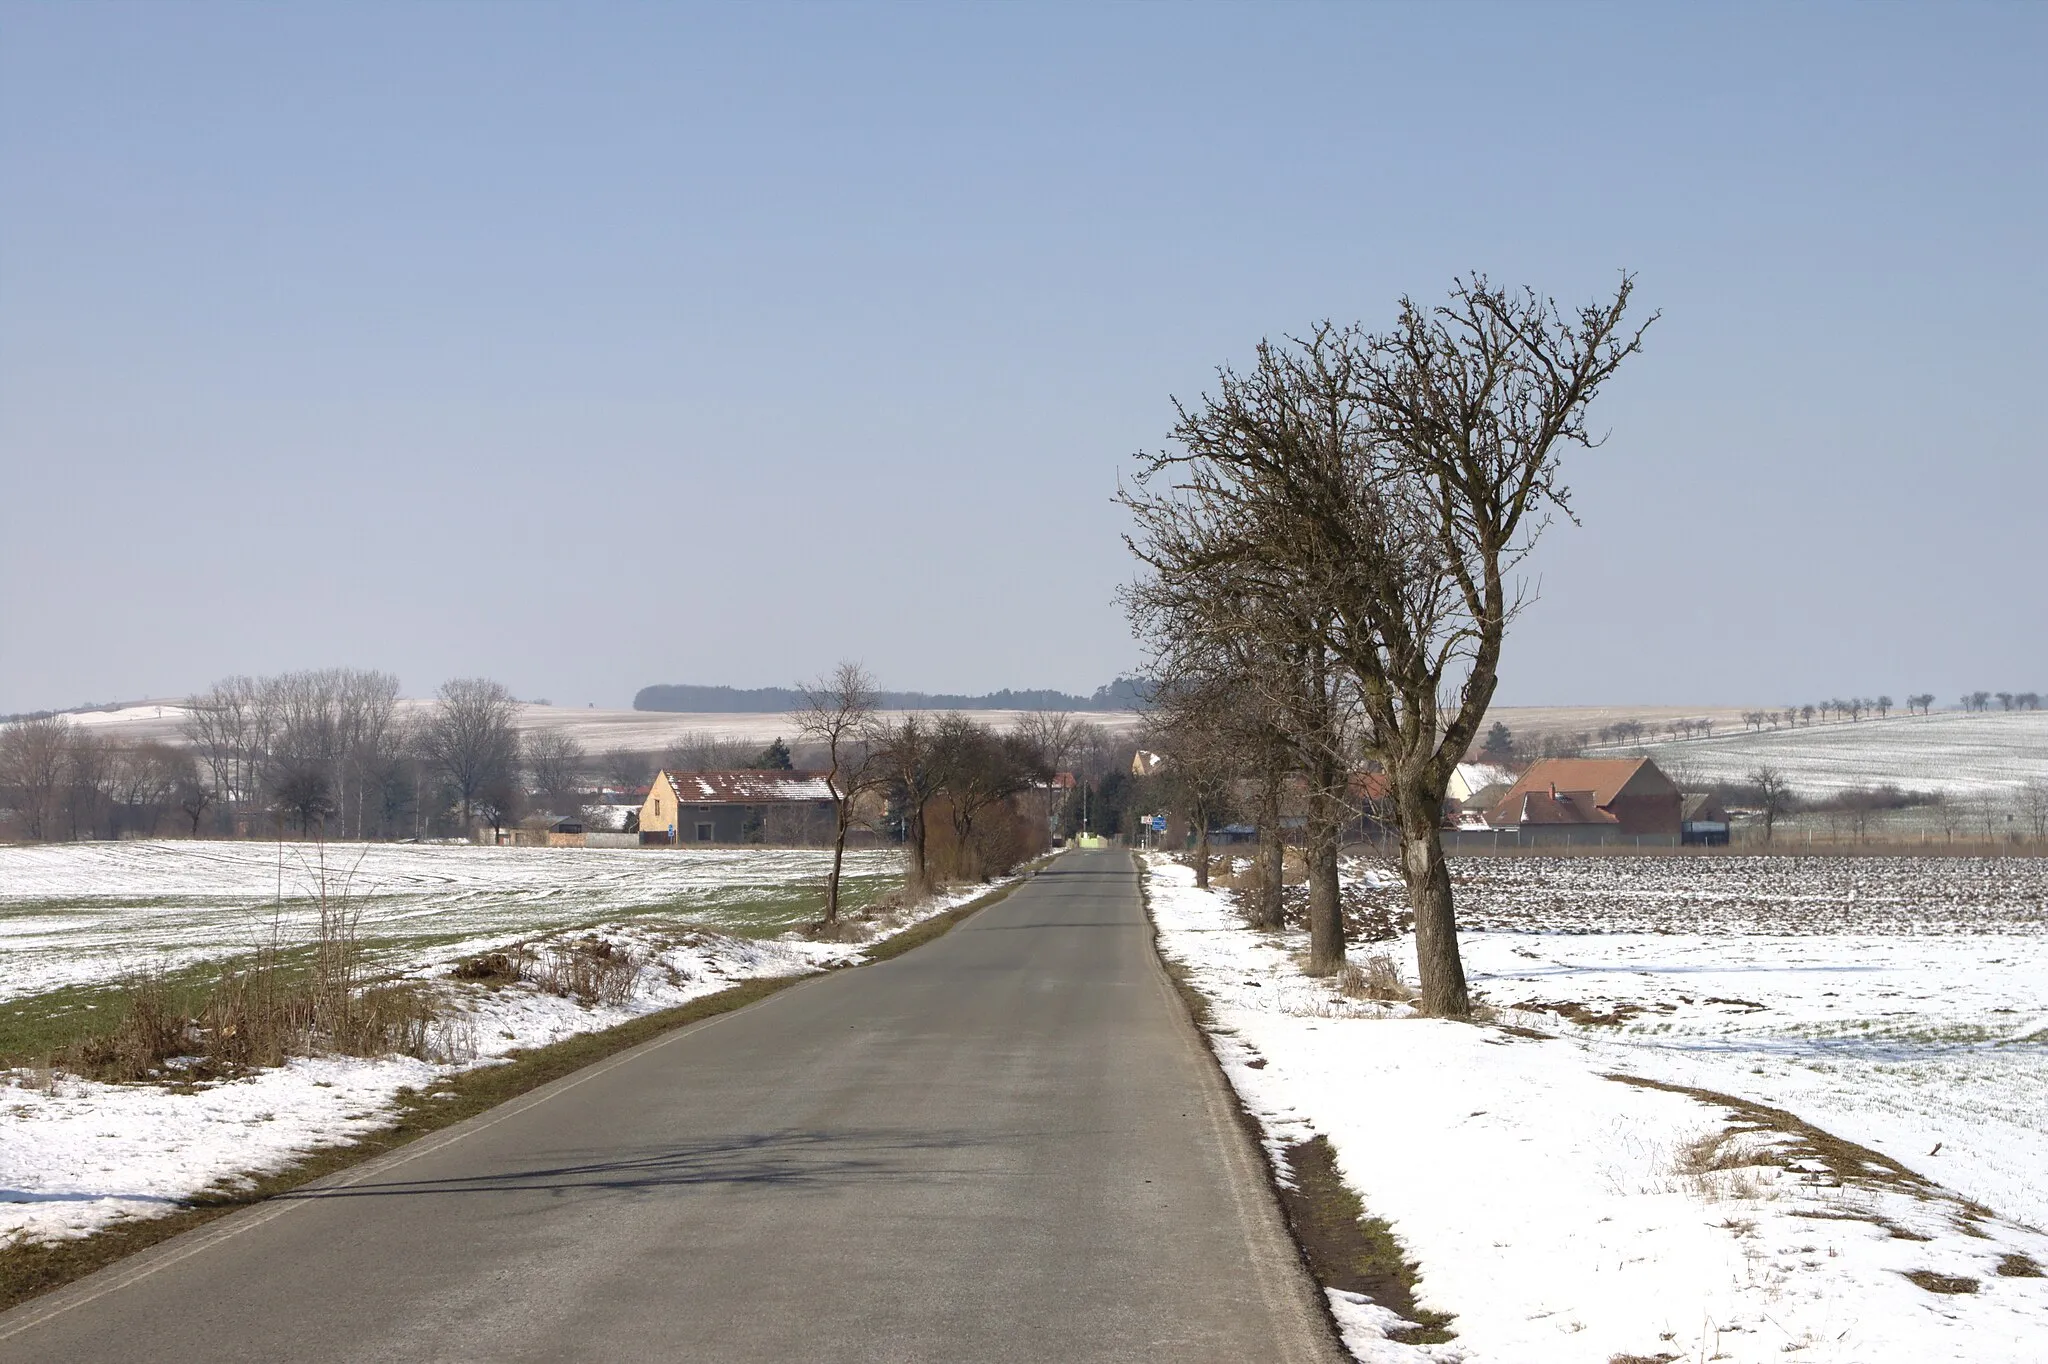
[1,841,1014,1249]
[0,839,906,1000]
[1612,710,2048,797]
[57,700,1145,750]
[1148,853,2048,1363]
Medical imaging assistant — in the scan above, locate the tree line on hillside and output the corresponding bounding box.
[1119,273,1653,1018]
[633,678,1152,714]
[1468,686,2045,768]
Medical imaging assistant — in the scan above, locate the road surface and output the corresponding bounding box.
[2,848,1342,1362]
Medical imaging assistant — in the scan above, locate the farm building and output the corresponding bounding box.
[640,770,837,845]
[1484,758,1682,845]
[1681,792,1732,846]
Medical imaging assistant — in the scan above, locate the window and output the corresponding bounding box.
[696,822,714,842]
[654,799,663,817]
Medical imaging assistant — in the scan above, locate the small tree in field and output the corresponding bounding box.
[796,662,882,926]
[1479,721,1515,764]
[1748,765,1793,844]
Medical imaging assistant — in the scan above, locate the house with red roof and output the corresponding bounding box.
[640,770,838,845]
[1484,758,1682,844]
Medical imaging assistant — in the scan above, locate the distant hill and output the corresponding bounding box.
[633,678,1152,714]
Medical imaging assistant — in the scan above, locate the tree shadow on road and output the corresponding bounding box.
[276,1127,997,1204]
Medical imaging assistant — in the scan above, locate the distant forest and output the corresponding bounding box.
[633,678,1153,714]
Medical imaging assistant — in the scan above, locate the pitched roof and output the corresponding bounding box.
[1487,758,1673,827]
[1505,789,1618,826]
[656,770,836,803]
[1681,792,1728,822]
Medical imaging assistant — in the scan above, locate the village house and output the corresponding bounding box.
[1484,757,1683,845]
[639,770,838,845]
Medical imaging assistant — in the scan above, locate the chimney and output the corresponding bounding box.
[1549,781,1557,799]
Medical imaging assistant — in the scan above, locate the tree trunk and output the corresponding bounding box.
[1258,834,1285,929]
[1255,772,1285,929]
[1305,781,1345,976]
[825,806,849,924]
[1193,806,1211,889]
[906,802,929,893]
[1400,795,1468,1016]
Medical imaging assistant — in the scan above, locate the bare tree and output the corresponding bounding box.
[183,676,262,819]
[62,729,113,840]
[524,728,587,814]
[662,730,753,773]
[417,678,520,833]
[1147,681,1247,890]
[175,771,217,835]
[1016,710,1081,775]
[873,714,943,893]
[1129,276,1650,1013]
[114,742,189,836]
[1932,790,1966,842]
[600,746,652,792]
[796,662,883,925]
[1748,765,1793,844]
[0,714,71,840]
[1122,485,1357,972]
[2018,781,2048,843]
[929,715,1050,882]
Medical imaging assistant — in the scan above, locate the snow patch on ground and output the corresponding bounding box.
[1146,854,2048,1363]
[0,840,907,1000]
[1,870,1005,1248]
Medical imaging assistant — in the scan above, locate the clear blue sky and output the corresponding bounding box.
[3,2,2042,713]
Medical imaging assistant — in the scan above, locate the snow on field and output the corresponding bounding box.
[1613,710,2048,797]
[0,839,905,1000]
[1,841,1019,1248]
[53,700,1146,750]
[1433,856,2048,1236]
[1146,854,2048,1363]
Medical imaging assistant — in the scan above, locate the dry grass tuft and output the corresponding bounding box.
[1336,954,1413,1002]
[1903,1269,1978,1294]
[1996,1251,2045,1277]
[1671,1128,1773,1202]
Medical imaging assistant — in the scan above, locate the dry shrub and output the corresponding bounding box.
[1337,954,1413,1002]
[534,938,640,1007]
[924,800,1045,885]
[59,971,192,1082]
[450,951,525,985]
[202,952,310,1070]
[58,849,453,1082]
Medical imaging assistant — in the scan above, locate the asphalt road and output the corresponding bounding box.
[1,849,1343,1363]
